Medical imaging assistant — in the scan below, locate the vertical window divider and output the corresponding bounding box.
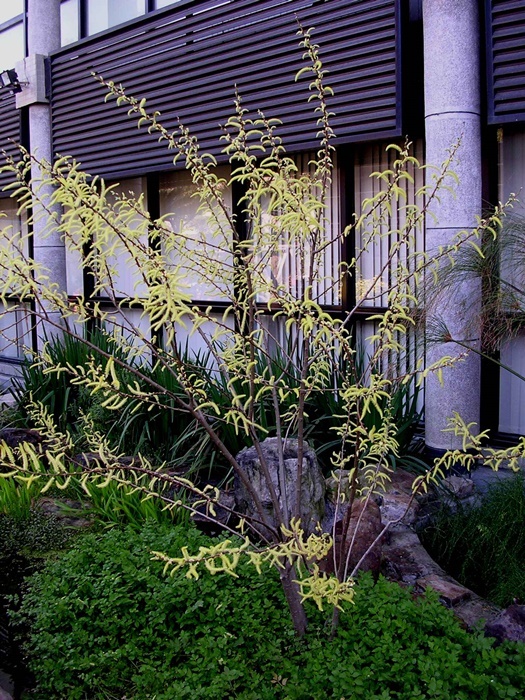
[231,175,248,338]
[480,125,502,436]
[79,0,88,38]
[80,213,95,336]
[339,146,356,353]
[147,172,161,348]
[339,145,355,314]
[18,103,39,354]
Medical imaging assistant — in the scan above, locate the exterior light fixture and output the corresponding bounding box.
[0,69,22,94]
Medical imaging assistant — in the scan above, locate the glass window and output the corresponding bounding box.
[159,167,232,303]
[169,311,234,361]
[0,195,25,230]
[103,307,152,346]
[354,140,425,308]
[254,152,341,308]
[66,176,151,350]
[270,151,340,307]
[66,177,148,298]
[155,0,181,8]
[499,334,525,434]
[87,0,147,35]
[0,22,25,71]
[0,2,24,26]
[497,129,525,434]
[103,177,148,299]
[0,199,30,360]
[61,0,80,46]
[0,302,31,360]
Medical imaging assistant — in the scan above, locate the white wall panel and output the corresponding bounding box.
[159,166,232,303]
[499,333,525,434]
[498,129,525,434]
[354,140,425,308]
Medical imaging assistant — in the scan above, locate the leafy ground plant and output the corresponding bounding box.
[0,468,72,565]
[10,326,144,445]
[12,522,525,700]
[421,472,525,607]
[0,508,73,556]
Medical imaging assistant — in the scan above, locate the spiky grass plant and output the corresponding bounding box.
[422,473,525,606]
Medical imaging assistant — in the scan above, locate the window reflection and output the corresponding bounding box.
[159,167,233,303]
[155,0,181,8]
[65,177,148,298]
[87,0,147,36]
[0,198,30,360]
[61,0,80,46]
[0,2,24,26]
[0,22,24,71]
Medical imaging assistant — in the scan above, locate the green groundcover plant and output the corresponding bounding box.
[12,522,525,700]
[0,509,73,556]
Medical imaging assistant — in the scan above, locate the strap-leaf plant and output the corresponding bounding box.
[0,26,519,636]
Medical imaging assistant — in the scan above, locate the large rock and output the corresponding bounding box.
[0,427,43,450]
[381,469,421,526]
[442,474,475,499]
[382,524,501,630]
[321,498,383,578]
[485,604,525,644]
[190,491,236,535]
[234,438,325,537]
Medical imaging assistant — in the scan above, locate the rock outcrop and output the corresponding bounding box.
[234,438,325,537]
[485,605,525,644]
[380,470,501,630]
[321,498,383,578]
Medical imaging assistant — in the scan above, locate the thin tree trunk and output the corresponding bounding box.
[279,562,308,637]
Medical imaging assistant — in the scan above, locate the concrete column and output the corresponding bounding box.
[23,0,65,342]
[423,0,482,452]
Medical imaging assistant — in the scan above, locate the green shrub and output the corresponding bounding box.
[10,329,205,463]
[14,523,525,700]
[0,508,74,556]
[11,327,137,441]
[421,473,525,607]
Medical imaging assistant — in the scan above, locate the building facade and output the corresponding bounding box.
[0,0,524,452]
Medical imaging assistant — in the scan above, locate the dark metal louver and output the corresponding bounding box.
[0,92,21,196]
[486,0,525,124]
[50,0,401,179]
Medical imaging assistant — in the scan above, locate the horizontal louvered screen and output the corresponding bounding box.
[0,92,21,196]
[487,0,525,124]
[50,0,401,179]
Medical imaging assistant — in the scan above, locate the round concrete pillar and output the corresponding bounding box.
[27,0,66,342]
[28,0,61,55]
[423,0,482,452]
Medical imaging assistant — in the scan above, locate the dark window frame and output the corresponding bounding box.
[73,150,353,345]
